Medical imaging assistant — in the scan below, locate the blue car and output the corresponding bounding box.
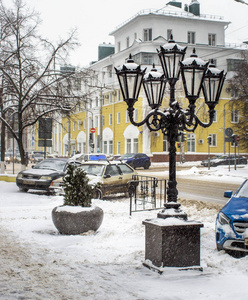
[120,153,151,169]
[216,179,248,257]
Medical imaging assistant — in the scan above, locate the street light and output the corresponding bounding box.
[115,36,226,269]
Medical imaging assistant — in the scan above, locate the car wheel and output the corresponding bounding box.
[144,162,150,169]
[20,188,29,192]
[227,250,247,258]
[93,188,102,199]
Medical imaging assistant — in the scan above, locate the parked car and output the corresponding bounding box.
[120,153,151,169]
[216,179,248,257]
[209,155,247,167]
[16,158,82,193]
[29,153,44,163]
[71,153,107,162]
[53,161,137,199]
[201,155,222,167]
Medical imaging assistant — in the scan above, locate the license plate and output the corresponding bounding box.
[245,238,248,246]
[23,180,35,185]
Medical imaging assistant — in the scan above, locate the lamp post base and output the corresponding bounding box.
[157,203,188,221]
[142,218,203,268]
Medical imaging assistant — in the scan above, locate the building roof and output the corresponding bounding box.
[110,4,229,36]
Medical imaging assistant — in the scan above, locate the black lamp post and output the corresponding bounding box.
[115,36,226,220]
[115,36,226,269]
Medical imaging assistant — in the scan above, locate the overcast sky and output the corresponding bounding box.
[3,0,248,66]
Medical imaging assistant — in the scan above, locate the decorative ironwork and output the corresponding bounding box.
[116,36,226,219]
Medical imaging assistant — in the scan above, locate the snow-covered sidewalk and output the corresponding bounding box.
[0,167,248,299]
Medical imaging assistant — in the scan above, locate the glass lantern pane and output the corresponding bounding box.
[127,74,137,99]
[194,70,205,96]
[134,74,143,99]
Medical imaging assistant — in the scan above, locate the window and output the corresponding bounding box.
[187,31,195,44]
[78,120,82,130]
[134,32,137,40]
[95,116,98,128]
[163,135,169,152]
[167,29,172,40]
[84,119,86,129]
[144,28,152,41]
[95,97,99,107]
[126,37,130,48]
[117,141,120,154]
[119,164,133,174]
[105,165,120,176]
[118,42,121,52]
[109,113,112,125]
[209,134,217,147]
[126,139,131,153]
[117,90,121,102]
[73,122,75,131]
[102,115,105,127]
[133,138,138,153]
[103,141,107,154]
[117,112,120,124]
[187,133,196,152]
[142,53,153,65]
[208,34,216,46]
[109,140,113,154]
[231,110,239,123]
[227,59,243,72]
[109,93,113,104]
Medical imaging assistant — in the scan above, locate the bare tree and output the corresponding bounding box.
[0,0,91,170]
[228,55,248,150]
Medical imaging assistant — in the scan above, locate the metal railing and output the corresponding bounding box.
[128,175,166,215]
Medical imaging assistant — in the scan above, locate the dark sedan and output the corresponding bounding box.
[16,158,81,193]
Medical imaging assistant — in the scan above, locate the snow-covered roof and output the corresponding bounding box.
[110,4,228,36]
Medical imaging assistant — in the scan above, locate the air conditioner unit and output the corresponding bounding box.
[104,95,109,99]
[79,121,83,125]
[112,91,116,96]
[153,132,160,137]
[198,139,204,144]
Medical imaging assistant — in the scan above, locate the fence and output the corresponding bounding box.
[128,175,166,215]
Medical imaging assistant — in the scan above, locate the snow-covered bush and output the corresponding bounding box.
[63,164,100,207]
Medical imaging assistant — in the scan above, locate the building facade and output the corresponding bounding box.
[45,0,248,160]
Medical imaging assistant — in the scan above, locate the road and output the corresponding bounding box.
[4,162,240,205]
[138,167,240,205]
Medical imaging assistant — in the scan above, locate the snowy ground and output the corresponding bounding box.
[0,163,248,299]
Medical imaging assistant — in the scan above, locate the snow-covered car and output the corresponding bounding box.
[216,179,248,257]
[16,158,82,193]
[210,155,247,167]
[53,161,137,199]
[201,155,221,167]
[71,153,107,162]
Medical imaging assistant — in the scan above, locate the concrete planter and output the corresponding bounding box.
[52,205,104,235]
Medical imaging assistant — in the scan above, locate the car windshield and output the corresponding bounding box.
[81,164,105,176]
[34,160,67,172]
[236,181,248,198]
[121,154,134,159]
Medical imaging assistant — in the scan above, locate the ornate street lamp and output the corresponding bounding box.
[116,47,225,219]
[115,38,226,269]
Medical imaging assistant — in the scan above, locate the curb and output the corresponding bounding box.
[0,174,17,182]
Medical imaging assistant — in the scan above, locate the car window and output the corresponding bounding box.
[236,181,248,198]
[105,165,120,176]
[118,164,134,174]
[81,164,104,176]
[34,160,67,171]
